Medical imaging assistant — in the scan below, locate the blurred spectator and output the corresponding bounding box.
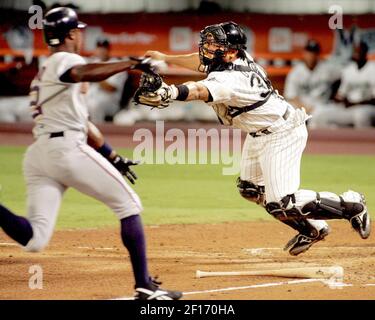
[284,39,341,116]
[33,0,47,12]
[50,2,80,10]
[312,41,375,128]
[0,96,32,123]
[86,39,127,123]
[330,27,356,66]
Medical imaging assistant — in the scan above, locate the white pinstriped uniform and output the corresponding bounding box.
[24,52,142,252]
[239,121,308,203]
[199,54,327,230]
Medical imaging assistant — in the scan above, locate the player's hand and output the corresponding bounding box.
[110,155,139,184]
[344,98,355,108]
[145,50,166,62]
[129,56,156,74]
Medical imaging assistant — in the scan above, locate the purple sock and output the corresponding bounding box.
[0,204,33,246]
[120,215,150,288]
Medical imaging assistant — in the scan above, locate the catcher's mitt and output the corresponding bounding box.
[134,71,171,109]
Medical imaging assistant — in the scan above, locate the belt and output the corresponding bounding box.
[49,131,64,138]
[249,107,291,138]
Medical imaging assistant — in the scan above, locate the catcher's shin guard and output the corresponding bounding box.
[295,189,369,236]
[340,191,371,239]
[265,200,320,238]
[237,178,265,206]
[267,189,371,239]
[265,198,330,256]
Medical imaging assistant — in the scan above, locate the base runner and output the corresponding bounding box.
[0,7,182,300]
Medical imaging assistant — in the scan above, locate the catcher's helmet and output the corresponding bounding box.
[198,21,247,72]
[43,7,86,47]
[220,21,247,51]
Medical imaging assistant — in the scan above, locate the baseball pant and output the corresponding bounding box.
[240,111,328,231]
[22,130,142,252]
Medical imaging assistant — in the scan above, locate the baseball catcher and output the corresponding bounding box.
[138,21,371,256]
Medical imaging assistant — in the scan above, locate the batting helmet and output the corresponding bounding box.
[43,7,86,47]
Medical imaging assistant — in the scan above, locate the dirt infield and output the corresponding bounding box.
[1,122,374,300]
[0,221,374,300]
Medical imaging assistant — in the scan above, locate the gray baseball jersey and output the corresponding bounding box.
[30,52,89,137]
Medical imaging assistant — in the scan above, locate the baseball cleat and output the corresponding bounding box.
[284,226,330,256]
[134,277,182,300]
[345,192,371,239]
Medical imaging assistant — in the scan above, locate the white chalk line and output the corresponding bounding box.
[183,279,325,295]
[111,278,340,300]
[77,246,117,251]
[112,279,375,300]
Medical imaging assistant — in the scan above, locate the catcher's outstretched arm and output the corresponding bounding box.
[134,72,213,108]
[183,82,211,102]
[145,51,201,72]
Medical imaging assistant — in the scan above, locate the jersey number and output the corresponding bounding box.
[250,73,267,90]
[29,86,43,120]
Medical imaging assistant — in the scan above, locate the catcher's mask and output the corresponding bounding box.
[198,24,228,73]
[199,22,247,73]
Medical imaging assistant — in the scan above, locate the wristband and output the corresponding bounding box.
[175,84,189,101]
[96,142,113,159]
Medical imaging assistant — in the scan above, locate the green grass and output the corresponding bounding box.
[0,145,374,229]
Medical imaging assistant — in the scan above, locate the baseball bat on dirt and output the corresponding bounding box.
[196,266,344,280]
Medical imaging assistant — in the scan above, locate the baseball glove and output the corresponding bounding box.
[133,71,172,109]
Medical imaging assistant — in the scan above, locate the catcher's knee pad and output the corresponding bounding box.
[236,178,265,205]
[265,196,300,222]
[265,196,319,237]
